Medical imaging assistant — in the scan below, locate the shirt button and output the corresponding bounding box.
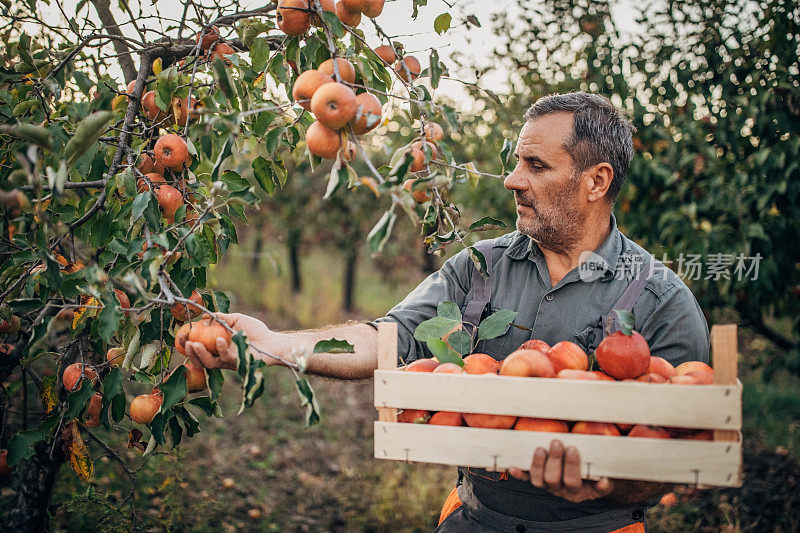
[545,293,554,301]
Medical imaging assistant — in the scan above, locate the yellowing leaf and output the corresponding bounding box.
[63,260,85,274]
[68,424,93,481]
[464,162,480,188]
[72,295,99,329]
[39,375,58,413]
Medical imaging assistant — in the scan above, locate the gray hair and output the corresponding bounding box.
[524,92,636,203]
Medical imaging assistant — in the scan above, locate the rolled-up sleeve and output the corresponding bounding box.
[636,280,710,367]
[372,248,473,364]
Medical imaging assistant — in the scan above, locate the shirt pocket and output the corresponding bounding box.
[473,305,515,359]
[575,318,604,354]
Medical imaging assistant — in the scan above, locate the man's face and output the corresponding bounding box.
[504,113,587,253]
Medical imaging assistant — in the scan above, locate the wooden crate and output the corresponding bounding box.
[374,322,743,487]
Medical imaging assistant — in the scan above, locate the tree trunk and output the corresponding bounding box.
[90,0,137,83]
[5,441,65,532]
[287,228,302,293]
[343,244,358,313]
[250,218,264,273]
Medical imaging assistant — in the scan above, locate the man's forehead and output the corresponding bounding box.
[515,113,574,154]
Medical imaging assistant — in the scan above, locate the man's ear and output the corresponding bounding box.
[585,163,614,202]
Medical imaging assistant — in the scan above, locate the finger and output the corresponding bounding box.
[211,312,240,327]
[176,325,190,349]
[562,445,583,490]
[216,336,238,369]
[508,467,529,481]
[185,341,220,369]
[183,342,203,369]
[543,440,565,488]
[530,447,547,488]
[593,477,615,497]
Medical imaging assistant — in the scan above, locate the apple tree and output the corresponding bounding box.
[0,0,501,528]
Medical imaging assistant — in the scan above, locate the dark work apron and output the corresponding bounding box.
[447,239,654,531]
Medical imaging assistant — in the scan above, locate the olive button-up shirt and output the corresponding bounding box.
[375,215,709,367]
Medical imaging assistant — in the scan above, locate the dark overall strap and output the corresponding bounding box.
[602,255,655,334]
[462,240,496,336]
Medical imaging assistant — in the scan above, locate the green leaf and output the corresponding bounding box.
[212,291,231,313]
[499,138,513,172]
[207,368,224,400]
[312,339,355,354]
[249,37,270,71]
[189,396,223,417]
[613,309,635,336]
[437,301,461,322]
[294,378,321,427]
[100,367,124,428]
[160,365,188,412]
[252,156,276,194]
[413,315,460,342]
[434,12,452,34]
[169,417,183,448]
[131,192,161,230]
[0,123,52,149]
[238,347,266,414]
[477,309,518,341]
[367,210,397,254]
[97,290,123,342]
[468,246,488,279]
[321,11,345,38]
[63,111,114,166]
[447,329,472,357]
[6,429,43,467]
[242,21,274,47]
[212,58,236,103]
[429,49,442,89]
[149,410,169,446]
[265,126,285,156]
[426,338,463,366]
[111,393,126,423]
[220,170,249,192]
[233,331,249,379]
[324,163,349,199]
[65,379,95,421]
[173,404,200,438]
[468,217,507,232]
[211,136,233,182]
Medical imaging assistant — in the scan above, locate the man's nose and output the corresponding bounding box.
[504,166,526,192]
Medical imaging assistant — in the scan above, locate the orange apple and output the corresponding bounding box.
[547,341,589,373]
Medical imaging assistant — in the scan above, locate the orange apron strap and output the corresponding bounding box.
[437,486,463,525]
[611,523,645,533]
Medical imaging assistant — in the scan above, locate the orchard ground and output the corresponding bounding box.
[28,229,800,531]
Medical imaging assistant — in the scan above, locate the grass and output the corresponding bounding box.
[41,230,800,531]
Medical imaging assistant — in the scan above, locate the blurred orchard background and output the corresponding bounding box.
[5,0,800,531]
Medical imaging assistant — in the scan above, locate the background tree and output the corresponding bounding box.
[451,0,800,375]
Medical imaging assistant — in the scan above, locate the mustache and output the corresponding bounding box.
[515,193,537,207]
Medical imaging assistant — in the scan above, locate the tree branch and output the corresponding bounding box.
[90,0,137,83]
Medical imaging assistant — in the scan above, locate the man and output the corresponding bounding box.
[184,92,710,532]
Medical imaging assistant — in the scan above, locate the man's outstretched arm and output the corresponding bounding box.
[182,313,380,380]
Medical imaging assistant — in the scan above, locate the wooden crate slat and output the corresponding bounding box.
[711,324,740,443]
[376,322,398,423]
[374,371,741,430]
[374,422,742,487]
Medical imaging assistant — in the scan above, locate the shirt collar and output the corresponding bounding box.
[506,214,622,278]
